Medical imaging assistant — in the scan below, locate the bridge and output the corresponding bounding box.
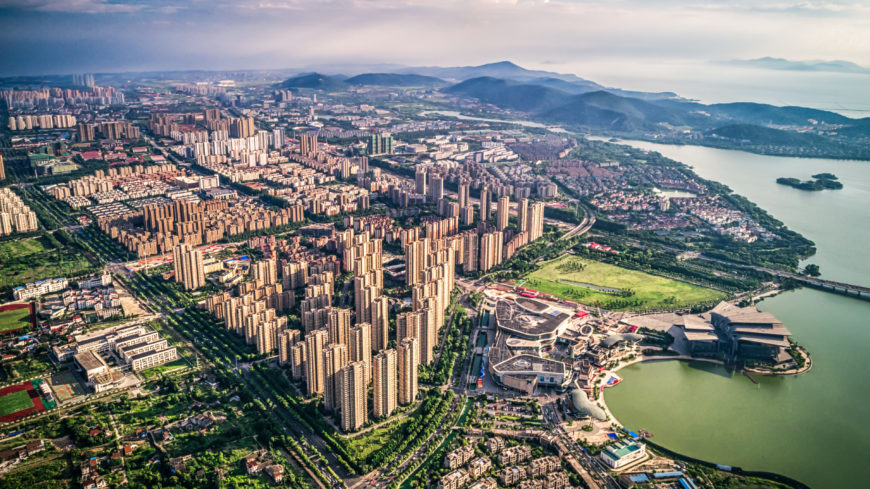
[697,254,870,302]
[775,273,870,301]
[559,204,596,241]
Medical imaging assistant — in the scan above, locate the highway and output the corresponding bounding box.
[559,204,596,241]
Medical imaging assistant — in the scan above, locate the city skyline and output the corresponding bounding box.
[0,0,868,78]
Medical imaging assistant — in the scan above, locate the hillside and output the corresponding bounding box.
[705,124,832,146]
[345,73,446,87]
[444,77,569,112]
[278,73,346,91]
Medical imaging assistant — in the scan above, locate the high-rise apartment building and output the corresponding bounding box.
[405,238,428,286]
[272,127,286,149]
[323,343,349,412]
[496,196,510,231]
[372,349,397,419]
[349,323,372,383]
[327,308,352,346]
[252,258,278,286]
[371,296,390,352]
[398,338,419,405]
[415,168,427,195]
[397,311,421,346]
[480,186,491,224]
[428,175,444,202]
[76,122,95,142]
[300,132,318,154]
[368,133,393,155]
[479,231,504,272]
[458,181,469,208]
[463,233,479,273]
[305,329,328,395]
[290,341,307,381]
[518,198,529,233]
[172,243,205,290]
[278,329,301,365]
[527,202,545,242]
[339,361,368,432]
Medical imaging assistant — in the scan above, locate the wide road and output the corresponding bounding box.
[559,204,596,241]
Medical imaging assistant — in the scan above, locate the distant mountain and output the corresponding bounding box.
[708,102,853,126]
[344,73,446,87]
[724,57,870,74]
[443,76,866,136]
[443,77,569,112]
[278,73,347,90]
[706,124,832,146]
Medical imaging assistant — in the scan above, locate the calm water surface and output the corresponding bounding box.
[604,142,870,488]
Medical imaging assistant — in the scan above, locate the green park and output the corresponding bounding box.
[525,255,726,311]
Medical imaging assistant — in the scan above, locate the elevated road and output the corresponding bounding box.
[559,204,596,241]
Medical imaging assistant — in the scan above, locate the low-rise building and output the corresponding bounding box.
[444,444,475,469]
[13,278,68,300]
[467,456,492,478]
[527,456,561,477]
[468,478,498,489]
[485,436,505,454]
[438,469,469,489]
[599,439,647,469]
[499,466,526,486]
[498,445,532,466]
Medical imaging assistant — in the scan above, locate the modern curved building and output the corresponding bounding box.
[494,299,571,342]
[489,353,571,394]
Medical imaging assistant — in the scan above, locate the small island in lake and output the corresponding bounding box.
[776,173,843,191]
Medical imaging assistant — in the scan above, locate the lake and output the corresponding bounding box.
[604,141,870,488]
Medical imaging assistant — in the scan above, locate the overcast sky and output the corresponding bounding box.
[0,0,868,77]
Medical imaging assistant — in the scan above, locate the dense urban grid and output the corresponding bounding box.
[0,68,823,489]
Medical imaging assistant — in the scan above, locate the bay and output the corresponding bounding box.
[603,141,870,488]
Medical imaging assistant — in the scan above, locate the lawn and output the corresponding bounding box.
[345,411,417,462]
[0,390,34,417]
[0,236,97,295]
[526,255,726,311]
[0,307,31,334]
[0,238,50,258]
[140,358,189,380]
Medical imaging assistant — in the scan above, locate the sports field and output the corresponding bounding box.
[0,390,33,417]
[50,370,87,402]
[0,381,45,422]
[0,306,32,334]
[526,255,726,311]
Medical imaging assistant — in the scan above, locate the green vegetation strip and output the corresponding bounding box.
[527,255,726,311]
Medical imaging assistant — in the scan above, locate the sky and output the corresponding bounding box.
[0,0,868,78]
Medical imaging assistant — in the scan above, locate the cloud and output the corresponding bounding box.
[1,0,144,14]
[0,0,868,76]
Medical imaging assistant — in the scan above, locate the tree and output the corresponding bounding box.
[802,264,821,277]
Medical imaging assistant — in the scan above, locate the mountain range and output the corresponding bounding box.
[723,57,870,75]
[277,60,870,159]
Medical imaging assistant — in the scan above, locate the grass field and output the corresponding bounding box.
[0,238,49,258]
[526,255,726,311]
[0,236,97,295]
[345,411,416,462]
[0,390,34,417]
[0,307,31,334]
[141,358,189,380]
